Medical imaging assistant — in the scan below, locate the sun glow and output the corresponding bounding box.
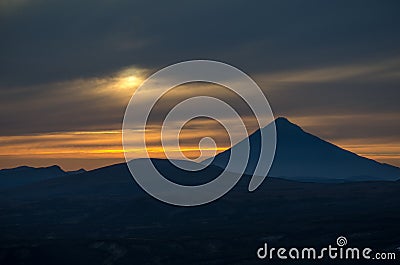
[113,67,148,92]
[118,75,142,90]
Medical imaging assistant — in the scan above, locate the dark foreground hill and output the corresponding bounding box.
[0,165,86,190]
[206,117,400,182]
[0,159,399,264]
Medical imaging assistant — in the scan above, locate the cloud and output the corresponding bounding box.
[0,66,148,136]
[1,0,399,168]
[1,58,398,146]
[1,0,400,87]
[257,58,400,84]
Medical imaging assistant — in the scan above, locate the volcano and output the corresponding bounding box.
[205,117,400,182]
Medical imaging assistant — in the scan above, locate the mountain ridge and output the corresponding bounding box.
[205,117,400,182]
[1,117,399,187]
[0,165,86,190]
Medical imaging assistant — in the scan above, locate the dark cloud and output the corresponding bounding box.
[1,0,399,168]
[266,79,400,117]
[0,80,127,135]
[1,0,400,87]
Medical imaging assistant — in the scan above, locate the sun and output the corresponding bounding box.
[125,76,140,86]
[118,75,142,90]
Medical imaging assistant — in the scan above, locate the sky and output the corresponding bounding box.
[0,0,399,170]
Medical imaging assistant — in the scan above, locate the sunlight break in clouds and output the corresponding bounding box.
[0,58,399,170]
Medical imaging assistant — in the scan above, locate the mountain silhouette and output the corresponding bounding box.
[1,146,400,264]
[0,159,236,200]
[1,158,400,265]
[205,117,400,182]
[0,165,86,190]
